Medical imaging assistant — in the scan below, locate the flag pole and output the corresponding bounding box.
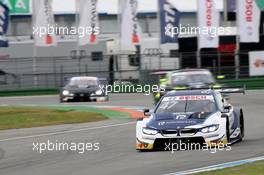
[32,0,38,87]
[118,0,122,80]
[157,0,162,70]
[76,0,80,74]
[196,0,201,69]
[235,0,240,79]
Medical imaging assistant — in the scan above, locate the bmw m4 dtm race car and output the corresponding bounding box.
[136,89,245,151]
[60,76,108,102]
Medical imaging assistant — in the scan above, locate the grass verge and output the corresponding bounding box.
[195,160,264,175]
[0,107,108,130]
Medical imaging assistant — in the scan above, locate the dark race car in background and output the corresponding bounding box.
[153,69,223,103]
[60,76,108,102]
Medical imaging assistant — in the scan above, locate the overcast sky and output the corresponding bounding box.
[53,0,224,14]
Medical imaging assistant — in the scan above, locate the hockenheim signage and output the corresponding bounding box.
[1,0,30,14]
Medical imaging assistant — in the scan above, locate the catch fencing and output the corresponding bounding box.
[0,52,257,90]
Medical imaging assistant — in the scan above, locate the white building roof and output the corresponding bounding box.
[53,0,224,15]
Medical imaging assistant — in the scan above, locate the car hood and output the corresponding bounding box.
[146,112,214,130]
[63,85,100,93]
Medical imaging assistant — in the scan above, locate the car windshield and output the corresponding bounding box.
[156,95,217,114]
[68,79,98,87]
[171,72,215,85]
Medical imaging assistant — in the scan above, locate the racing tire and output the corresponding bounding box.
[238,111,245,142]
[59,95,65,103]
[226,119,230,144]
[95,96,109,102]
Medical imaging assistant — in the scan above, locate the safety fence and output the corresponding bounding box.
[0,53,262,90]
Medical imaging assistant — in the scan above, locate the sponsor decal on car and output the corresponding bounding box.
[162,95,214,101]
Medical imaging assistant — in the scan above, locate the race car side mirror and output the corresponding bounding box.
[222,106,231,113]
[143,109,151,116]
[221,113,229,119]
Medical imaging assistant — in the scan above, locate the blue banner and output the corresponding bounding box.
[0,1,9,47]
[159,0,180,44]
[227,0,236,12]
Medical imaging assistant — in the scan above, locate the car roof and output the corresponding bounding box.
[165,90,216,97]
[172,69,210,73]
[170,69,211,75]
[71,76,98,81]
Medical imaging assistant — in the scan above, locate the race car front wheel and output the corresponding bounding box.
[238,111,245,142]
[226,119,230,143]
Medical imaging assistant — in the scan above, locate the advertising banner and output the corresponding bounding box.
[0,1,9,47]
[159,0,180,44]
[120,0,140,51]
[238,0,261,43]
[1,0,30,14]
[249,51,264,76]
[78,0,99,45]
[197,0,219,49]
[33,0,57,47]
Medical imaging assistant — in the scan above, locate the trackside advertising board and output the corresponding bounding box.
[249,51,264,76]
[1,0,30,14]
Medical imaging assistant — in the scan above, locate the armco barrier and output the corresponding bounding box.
[219,78,264,90]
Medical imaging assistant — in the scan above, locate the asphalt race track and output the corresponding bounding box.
[0,91,264,175]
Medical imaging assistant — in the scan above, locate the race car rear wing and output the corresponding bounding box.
[216,86,246,95]
[165,85,246,95]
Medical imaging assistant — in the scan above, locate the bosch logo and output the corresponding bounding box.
[245,0,254,22]
[205,0,213,27]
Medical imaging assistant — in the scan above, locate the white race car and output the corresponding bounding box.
[136,89,245,150]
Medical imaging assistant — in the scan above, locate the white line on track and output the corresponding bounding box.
[164,156,264,175]
[0,121,135,143]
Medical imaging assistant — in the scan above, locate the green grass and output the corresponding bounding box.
[0,107,108,130]
[195,160,264,175]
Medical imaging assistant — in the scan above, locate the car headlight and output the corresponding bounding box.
[95,90,103,95]
[142,127,158,135]
[62,90,70,96]
[200,125,219,133]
